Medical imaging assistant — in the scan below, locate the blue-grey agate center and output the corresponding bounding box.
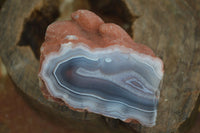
[54,57,157,111]
[46,47,161,112]
[42,45,163,126]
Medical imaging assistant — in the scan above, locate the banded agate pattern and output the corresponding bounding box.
[39,42,163,126]
[38,10,164,127]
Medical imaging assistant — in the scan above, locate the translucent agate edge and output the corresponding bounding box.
[39,42,164,127]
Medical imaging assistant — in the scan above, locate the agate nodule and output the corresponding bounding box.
[38,10,164,127]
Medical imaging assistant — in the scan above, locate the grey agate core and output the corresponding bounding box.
[40,43,163,127]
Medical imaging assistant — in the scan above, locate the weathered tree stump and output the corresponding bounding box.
[0,0,199,133]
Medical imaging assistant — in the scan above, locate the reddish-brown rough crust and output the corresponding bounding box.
[40,10,156,68]
[125,118,140,124]
[39,9,158,119]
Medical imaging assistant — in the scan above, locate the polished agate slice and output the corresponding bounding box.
[38,10,164,127]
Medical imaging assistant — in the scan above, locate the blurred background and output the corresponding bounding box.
[0,57,199,133]
[0,0,200,133]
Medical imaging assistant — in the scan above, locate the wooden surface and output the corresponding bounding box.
[0,0,200,133]
[0,59,135,133]
[0,58,199,133]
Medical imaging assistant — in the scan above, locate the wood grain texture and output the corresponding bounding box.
[124,0,200,132]
[0,0,134,133]
[0,0,199,133]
